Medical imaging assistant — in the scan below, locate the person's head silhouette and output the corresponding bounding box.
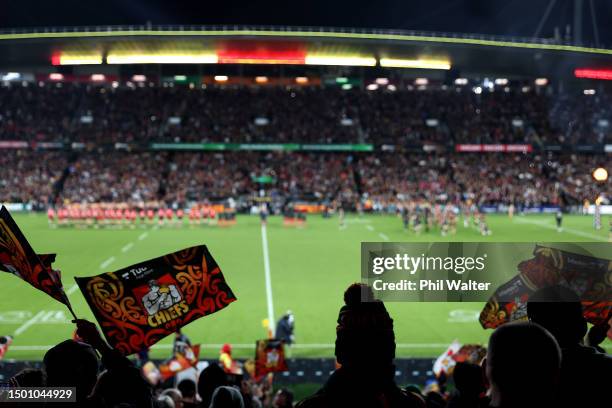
[486,322,561,407]
[527,285,586,347]
[335,283,395,382]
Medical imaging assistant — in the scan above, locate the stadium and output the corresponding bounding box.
[0,1,611,407]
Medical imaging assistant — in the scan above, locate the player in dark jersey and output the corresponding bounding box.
[555,209,563,232]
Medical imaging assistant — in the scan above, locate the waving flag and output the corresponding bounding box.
[0,206,72,311]
[480,245,612,328]
[433,340,461,377]
[159,344,201,380]
[75,245,236,355]
[255,338,288,377]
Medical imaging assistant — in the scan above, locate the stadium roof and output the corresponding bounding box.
[1,25,612,77]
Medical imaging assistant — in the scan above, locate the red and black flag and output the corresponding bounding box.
[0,335,13,360]
[0,206,71,309]
[75,245,236,355]
[480,245,612,329]
[254,338,288,378]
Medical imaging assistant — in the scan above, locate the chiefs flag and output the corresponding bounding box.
[0,206,71,309]
[255,338,288,377]
[480,245,612,329]
[75,245,236,355]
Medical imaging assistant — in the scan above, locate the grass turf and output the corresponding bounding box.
[1,213,610,360]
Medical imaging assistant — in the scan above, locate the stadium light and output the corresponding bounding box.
[387,84,397,91]
[49,73,64,81]
[132,75,147,82]
[521,86,531,93]
[341,84,352,90]
[335,77,349,84]
[592,167,608,182]
[295,77,308,84]
[454,78,468,85]
[583,89,596,95]
[174,75,187,81]
[1,72,20,81]
[52,52,103,65]
[379,58,451,70]
[473,86,483,94]
[414,78,428,85]
[535,78,548,86]
[305,55,376,67]
[255,76,268,83]
[366,83,378,91]
[375,78,389,85]
[494,78,508,85]
[214,75,229,82]
[90,74,106,82]
[574,68,612,81]
[107,53,218,64]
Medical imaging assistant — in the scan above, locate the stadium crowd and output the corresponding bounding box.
[1,83,611,145]
[5,283,610,407]
[1,151,609,213]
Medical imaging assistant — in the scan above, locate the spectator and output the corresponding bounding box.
[160,388,184,408]
[297,283,420,407]
[177,379,198,408]
[197,363,228,408]
[486,321,561,407]
[43,339,99,405]
[527,285,612,408]
[272,388,294,408]
[275,311,295,346]
[209,385,245,408]
[446,362,489,408]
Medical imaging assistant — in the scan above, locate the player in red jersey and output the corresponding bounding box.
[165,208,174,226]
[176,208,184,227]
[47,207,56,227]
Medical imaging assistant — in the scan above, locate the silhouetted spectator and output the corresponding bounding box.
[486,321,561,408]
[527,285,612,408]
[9,368,45,388]
[161,388,184,408]
[73,319,154,408]
[446,362,489,408]
[296,283,420,407]
[197,363,228,408]
[177,379,198,408]
[43,339,99,405]
[209,386,244,408]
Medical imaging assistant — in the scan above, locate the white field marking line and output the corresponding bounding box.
[514,217,608,242]
[100,256,116,270]
[121,242,134,253]
[9,342,479,351]
[366,225,375,231]
[261,223,276,336]
[379,232,390,241]
[138,232,149,241]
[14,310,46,336]
[66,284,80,295]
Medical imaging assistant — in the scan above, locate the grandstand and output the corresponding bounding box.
[1,8,611,407]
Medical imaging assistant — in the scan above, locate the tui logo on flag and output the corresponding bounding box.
[75,245,236,355]
[0,206,71,309]
[255,338,288,377]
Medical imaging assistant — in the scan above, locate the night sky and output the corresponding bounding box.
[2,0,612,47]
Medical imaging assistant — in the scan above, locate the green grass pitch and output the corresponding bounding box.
[1,213,610,360]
